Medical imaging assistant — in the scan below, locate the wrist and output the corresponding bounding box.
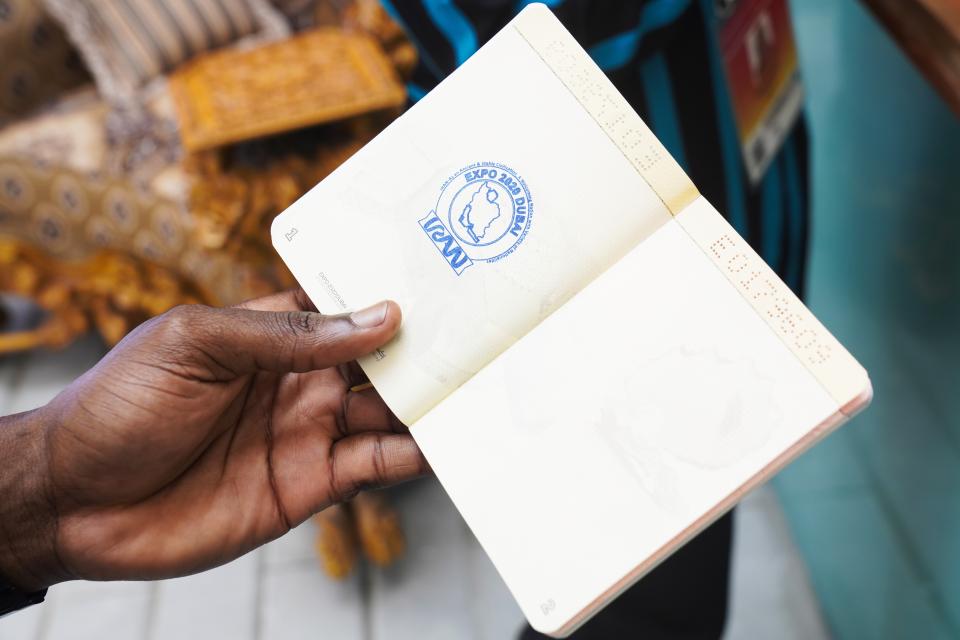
[0,407,71,592]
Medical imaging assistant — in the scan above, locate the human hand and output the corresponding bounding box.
[0,290,426,591]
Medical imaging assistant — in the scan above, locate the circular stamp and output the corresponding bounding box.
[419,162,533,275]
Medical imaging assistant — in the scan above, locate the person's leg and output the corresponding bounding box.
[519,512,733,640]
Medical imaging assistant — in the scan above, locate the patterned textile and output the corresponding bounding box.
[43,0,289,103]
[0,2,416,355]
[0,84,280,350]
[0,0,89,126]
[0,151,289,325]
[170,28,406,151]
[0,80,396,350]
[269,0,320,28]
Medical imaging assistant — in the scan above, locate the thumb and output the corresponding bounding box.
[156,300,401,378]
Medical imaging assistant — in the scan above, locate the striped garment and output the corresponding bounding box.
[379,2,810,639]
[384,0,810,297]
[45,0,289,101]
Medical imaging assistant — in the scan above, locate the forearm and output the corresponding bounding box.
[0,408,69,592]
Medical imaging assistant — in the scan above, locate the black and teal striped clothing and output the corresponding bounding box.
[382,2,809,638]
[382,0,810,297]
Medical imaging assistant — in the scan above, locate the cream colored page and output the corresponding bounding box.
[675,197,870,408]
[411,214,853,635]
[512,4,697,214]
[273,13,670,425]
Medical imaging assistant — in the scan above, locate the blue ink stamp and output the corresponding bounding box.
[419,162,533,275]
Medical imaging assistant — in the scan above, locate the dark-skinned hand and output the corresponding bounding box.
[0,290,426,592]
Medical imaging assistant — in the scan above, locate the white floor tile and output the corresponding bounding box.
[149,552,259,640]
[260,560,365,640]
[263,522,318,569]
[725,486,831,640]
[40,581,151,640]
[0,602,44,640]
[5,335,105,414]
[467,534,525,640]
[368,480,476,640]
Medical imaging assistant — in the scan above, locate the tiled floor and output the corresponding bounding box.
[0,334,828,639]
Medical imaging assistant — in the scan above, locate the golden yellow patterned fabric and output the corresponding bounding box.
[43,0,289,102]
[0,0,89,126]
[0,155,283,306]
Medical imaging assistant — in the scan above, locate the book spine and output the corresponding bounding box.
[512,6,699,216]
[676,197,871,409]
[513,6,869,411]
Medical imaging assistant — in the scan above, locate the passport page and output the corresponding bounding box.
[272,5,871,636]
[414,196,870,636]
[272,5,692,425]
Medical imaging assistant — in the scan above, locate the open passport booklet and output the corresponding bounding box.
[272,4,871,637]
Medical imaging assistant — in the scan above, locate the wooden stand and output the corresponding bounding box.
[861,0,960,116]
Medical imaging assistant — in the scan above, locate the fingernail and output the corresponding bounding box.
[350,301,389,328]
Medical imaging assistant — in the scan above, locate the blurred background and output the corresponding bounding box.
[1,0,959,638]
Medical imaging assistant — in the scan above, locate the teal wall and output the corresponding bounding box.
[776,1,960,638]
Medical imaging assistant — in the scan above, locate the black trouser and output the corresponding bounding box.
[520,512,733,640]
